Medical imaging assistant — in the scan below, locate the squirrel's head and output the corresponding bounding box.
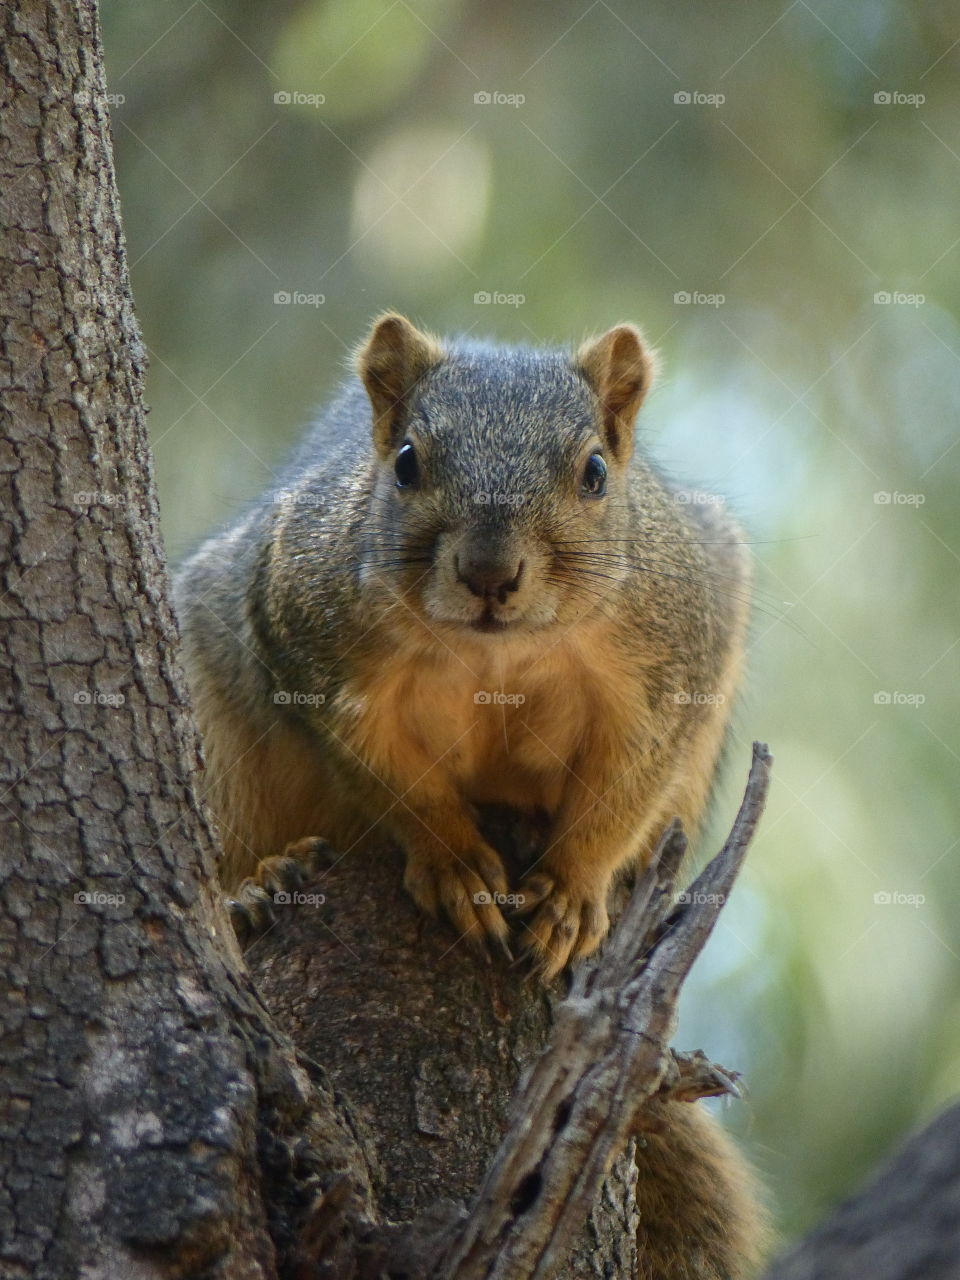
[356,312,657,637]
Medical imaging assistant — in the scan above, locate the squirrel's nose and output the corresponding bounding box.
[455,554,524,604]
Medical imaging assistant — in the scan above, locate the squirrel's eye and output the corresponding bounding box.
[394,441,419,488]
[581,453,607,497]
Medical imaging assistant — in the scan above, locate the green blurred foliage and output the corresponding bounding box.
[102,0,960,1241]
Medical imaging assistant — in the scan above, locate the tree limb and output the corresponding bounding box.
[433,741,773,1280]
[763,1101,960,1280]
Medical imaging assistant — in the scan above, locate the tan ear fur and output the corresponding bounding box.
[356,313,444,456]
[576,324,657,460]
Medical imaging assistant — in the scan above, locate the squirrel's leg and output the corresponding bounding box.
[384,787,514,959]
[517,760,669,979]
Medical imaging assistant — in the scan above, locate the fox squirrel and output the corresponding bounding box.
[174,314,766,1276]
[176,313,751,977]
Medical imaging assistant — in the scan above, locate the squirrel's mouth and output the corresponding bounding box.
[470,611,512,634]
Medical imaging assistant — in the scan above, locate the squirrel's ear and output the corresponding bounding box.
[357,313,444,456]
[575,324,656,460]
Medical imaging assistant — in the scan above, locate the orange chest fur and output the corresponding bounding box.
[332,629,652,812]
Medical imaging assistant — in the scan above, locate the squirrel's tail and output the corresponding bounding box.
[634,1102,772,1280]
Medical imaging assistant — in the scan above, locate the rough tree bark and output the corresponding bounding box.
[0,4,373,1277]
[763,1103,960,1280]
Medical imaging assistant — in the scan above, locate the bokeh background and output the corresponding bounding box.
[101,0,960,1243]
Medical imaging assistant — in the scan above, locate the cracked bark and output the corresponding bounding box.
[247,812,653,1278]
[0,5,372,1277]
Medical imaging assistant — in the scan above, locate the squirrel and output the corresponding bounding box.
[174,313,766,1276]
[175,312,751,979]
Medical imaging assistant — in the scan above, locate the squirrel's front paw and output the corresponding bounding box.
[515,871,610,981]
[228,836,335,946]
[403,844,513,961]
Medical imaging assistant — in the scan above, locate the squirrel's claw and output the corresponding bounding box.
[403,845,513,964]
[227,835,334,947]
[517,876,610,982]
[227,882,276,946]
[513,870,555,916]
[283,835,338,878]
[491,932,515,964]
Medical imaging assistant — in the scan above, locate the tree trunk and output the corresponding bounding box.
[0,5,372,1277]
[762,1103,960,1280]
[247,813,648,1276]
